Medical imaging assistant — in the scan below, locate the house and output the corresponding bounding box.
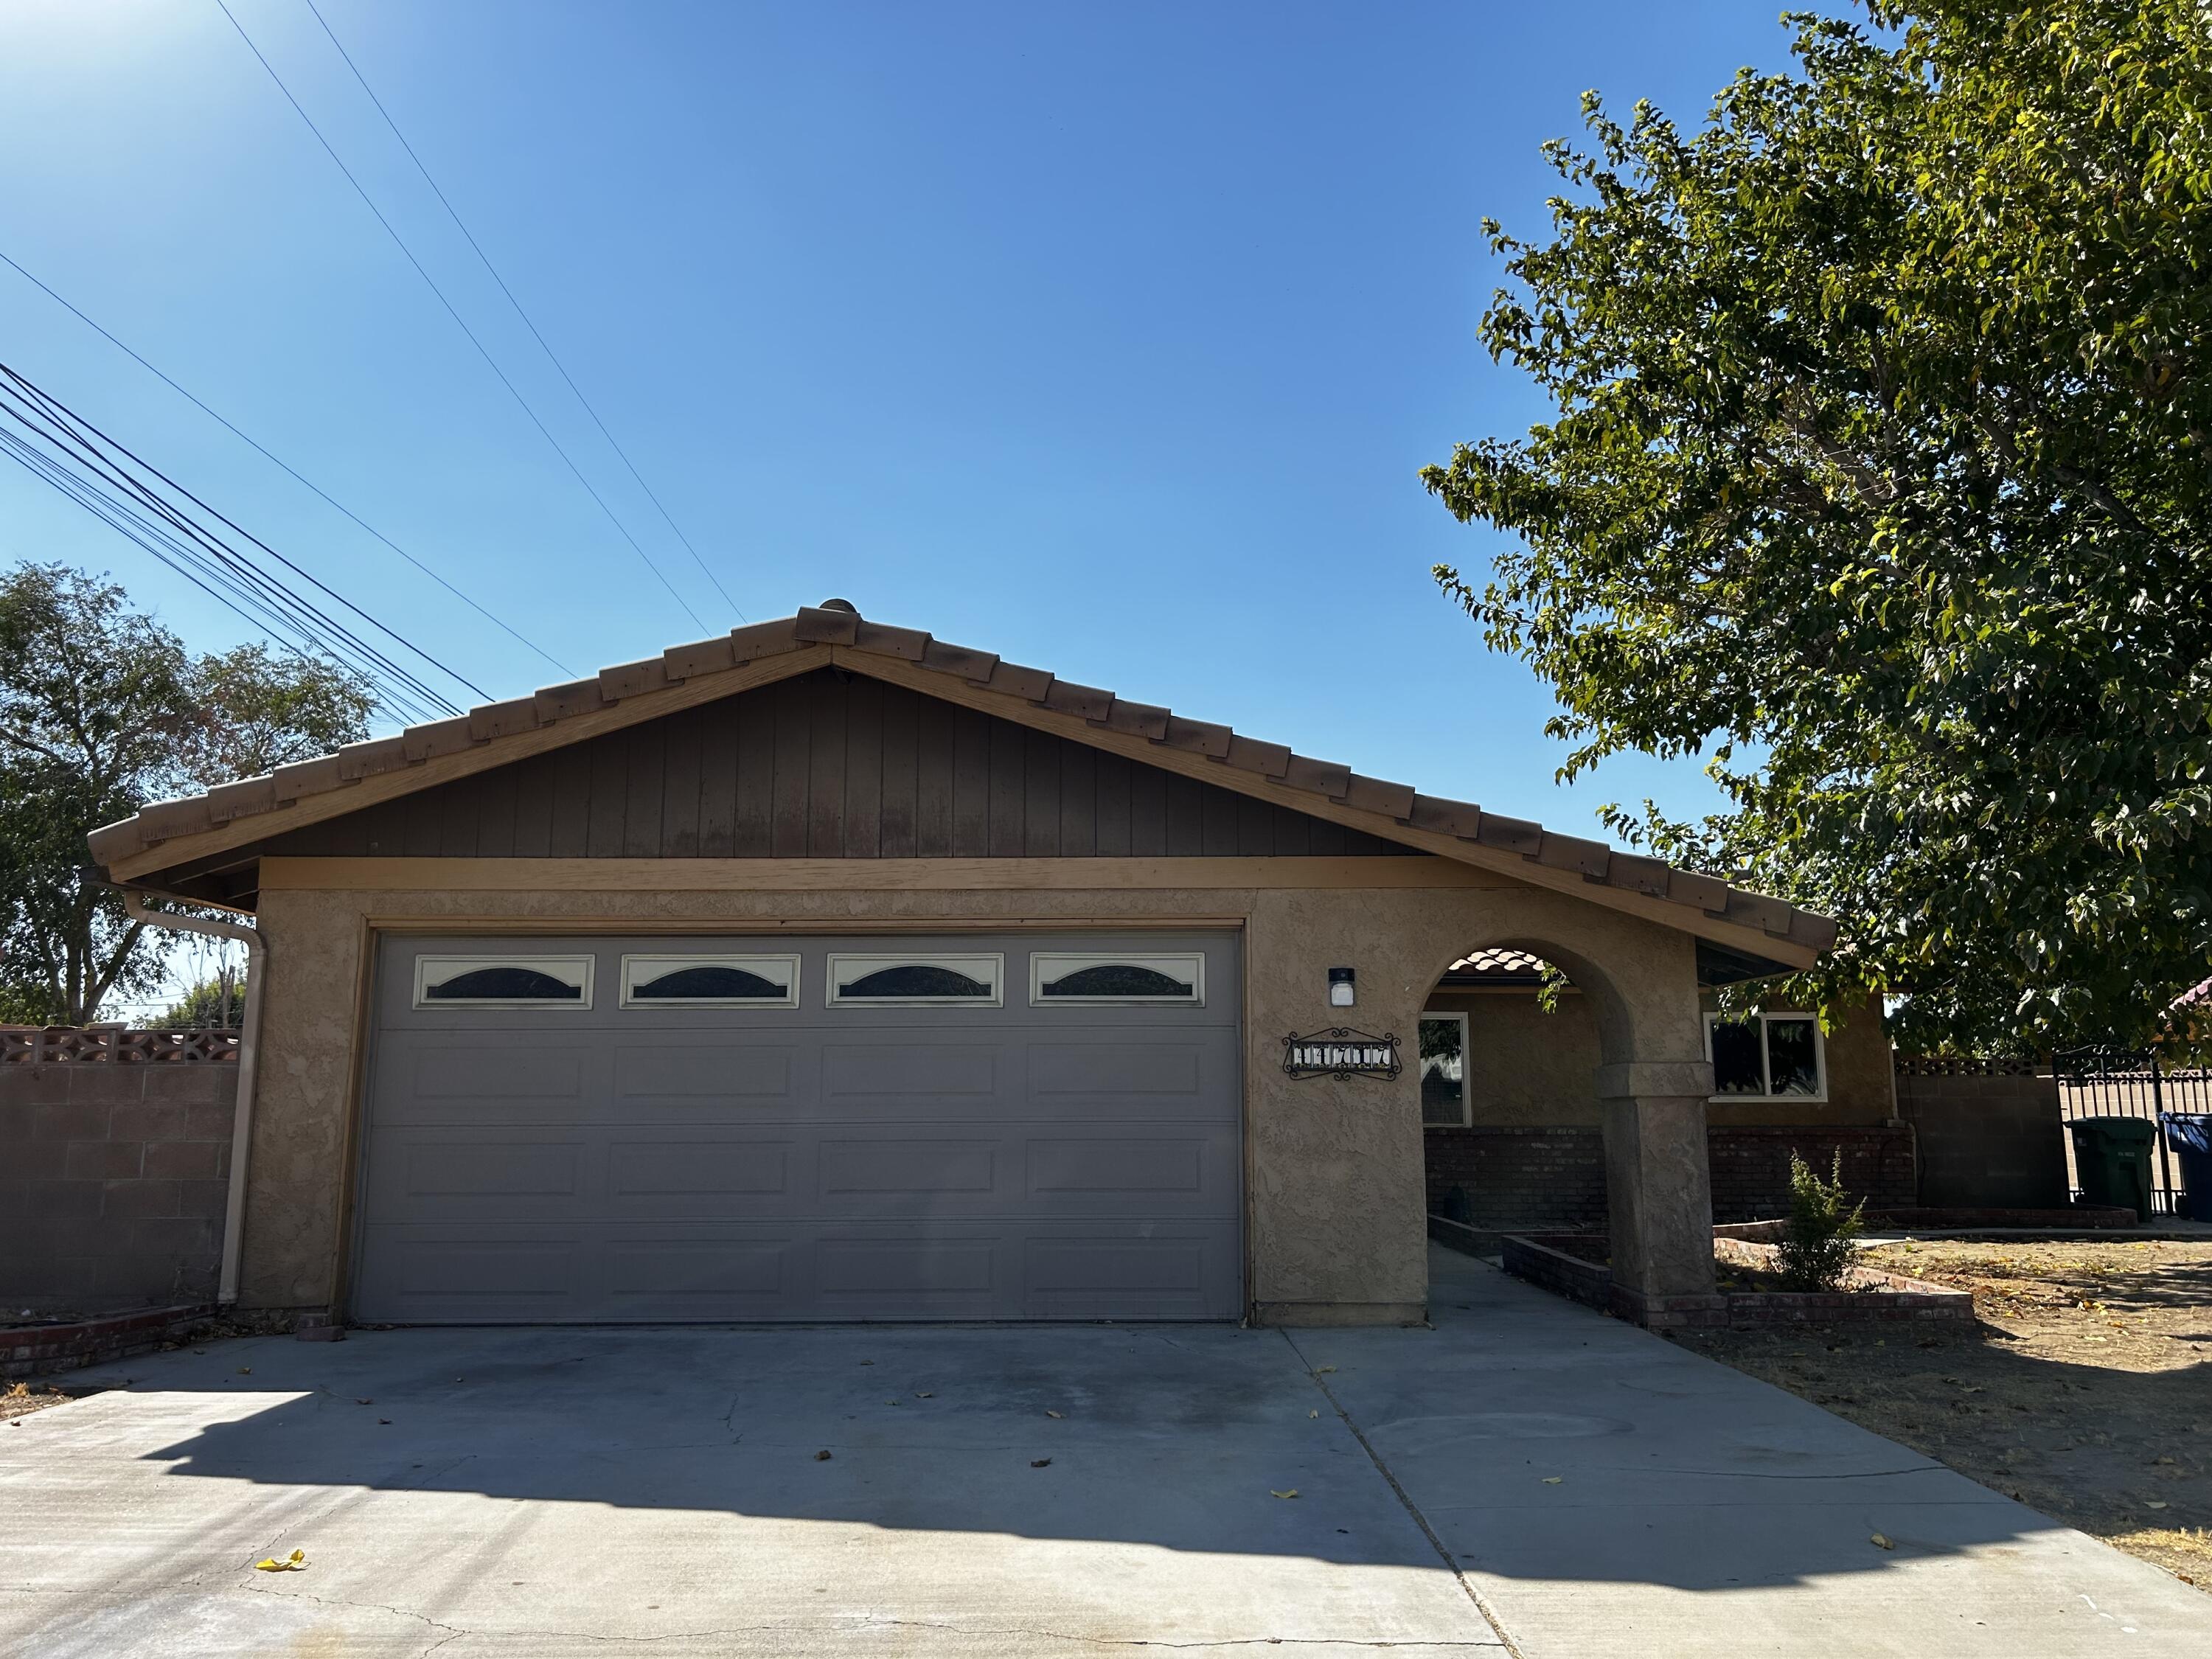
[1419,950,1909,1235]
[86,600,1835,1327]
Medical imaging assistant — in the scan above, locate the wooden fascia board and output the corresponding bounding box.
[107,647,839,883]
[829,646,1822,969]
[257,855,1513,893]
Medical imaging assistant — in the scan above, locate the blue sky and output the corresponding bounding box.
[0,0,1800,832]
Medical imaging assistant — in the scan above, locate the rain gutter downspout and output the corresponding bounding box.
[117,883,264,1306]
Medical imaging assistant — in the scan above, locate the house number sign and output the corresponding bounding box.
[1282,1029,1402,1080]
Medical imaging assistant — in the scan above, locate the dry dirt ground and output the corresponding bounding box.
[1674,1238,2212,1590]
[2,1382,72,1421]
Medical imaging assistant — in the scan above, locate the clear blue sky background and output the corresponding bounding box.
[1,0,1801,833]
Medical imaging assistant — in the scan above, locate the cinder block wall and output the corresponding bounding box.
[1425,1123,1919,1231]
[0,1043,237,1312]
[1893,1060,2066,1208]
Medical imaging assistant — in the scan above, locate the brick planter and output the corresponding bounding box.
[1,1304,220,1380]
[1498,1233,1975,1331]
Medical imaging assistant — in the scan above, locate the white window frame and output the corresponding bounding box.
[1029,952,1206,1006]
[412,953,594,1010]
[1418,1009,1472,1128]
[619,953,801,1009]
[825,953,1005,1008]
[1703,1012,1827,1103]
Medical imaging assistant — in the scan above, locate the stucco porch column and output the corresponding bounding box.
[1594,1061,1718,1302]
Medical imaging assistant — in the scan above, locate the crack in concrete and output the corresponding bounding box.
[1278,1332,1529,1659]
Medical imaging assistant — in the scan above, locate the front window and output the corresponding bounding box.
[1418,1012,1470,1127]
[1705,1012,1826,1101]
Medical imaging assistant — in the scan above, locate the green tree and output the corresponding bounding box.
[159,970,249,1030]
[0,564,374,1025]
[1423,2,2212,1051]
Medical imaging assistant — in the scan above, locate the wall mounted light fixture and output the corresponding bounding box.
[1327,967,1356,1008]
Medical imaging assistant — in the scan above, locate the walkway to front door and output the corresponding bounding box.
[5,1250,2199,1656]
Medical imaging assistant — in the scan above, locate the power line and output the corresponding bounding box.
[212,0,712,635]
[0,378,456,723]
[0,246,576,680]
[0,362,478,723]
[1,364,484,706]
[302,0,746,625]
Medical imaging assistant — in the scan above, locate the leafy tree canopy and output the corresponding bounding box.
[1424,1,2212,1051]
[0,563,374,1024]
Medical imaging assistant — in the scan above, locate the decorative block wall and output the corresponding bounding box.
[0,1029,239,1313]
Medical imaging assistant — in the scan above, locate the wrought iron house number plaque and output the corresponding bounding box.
[1282,1029,1402,1080]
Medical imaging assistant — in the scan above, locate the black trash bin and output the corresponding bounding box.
[2070,1116,2159,1221]
[2160,1113,2212,1222]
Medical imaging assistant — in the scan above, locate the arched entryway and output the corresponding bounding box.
[1408,929,1721,1312]
[1419,947,1613,1240]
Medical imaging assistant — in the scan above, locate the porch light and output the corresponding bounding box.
[1328,967,1356,1008]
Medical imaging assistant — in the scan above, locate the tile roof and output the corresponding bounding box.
[88,602,1836,960]
[1446,947,1556,978]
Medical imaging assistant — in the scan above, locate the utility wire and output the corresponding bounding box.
[302,0,746,624]
[0,364,473,721]
[1,364,482,706]
[0,429,446,726]
[0,383,455,723]
[212,0,711,634]
[0,247,575,680]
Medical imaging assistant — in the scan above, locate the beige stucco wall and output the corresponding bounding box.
[240,868,1717,1323]
[1423,988,1893,1128]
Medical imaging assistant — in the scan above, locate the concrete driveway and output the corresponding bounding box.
[4,1249,2202,1658]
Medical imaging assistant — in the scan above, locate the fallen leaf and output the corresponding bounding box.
[2149,1501,2170,1511]
[254,1550,306,1573]
[1541,1477,1562,1485]
[1046,1411,1062,1419]
[1312,1366,1335,1375]
[1270,1488,1299,1500]
[1870,1533,1894,1551]
[355,1399,372,1406]
[886,1399,901,1406]
[236,1368,251,1377]
[813,1450,832,1461]
[1309,1410,1319,1419]
[1032,1458,1052,1469]
[915,1392,933,1399]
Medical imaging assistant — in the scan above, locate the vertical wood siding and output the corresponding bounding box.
[268,669,1418,860]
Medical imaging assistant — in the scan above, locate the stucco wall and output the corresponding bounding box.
[240,867,1716,1323]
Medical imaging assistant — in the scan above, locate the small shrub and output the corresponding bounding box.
[1775,1150,1865,1292]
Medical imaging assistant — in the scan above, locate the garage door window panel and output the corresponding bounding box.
[414,955,594,1009]
[827,954,1004,1006]
[1030,953,1204,1006]
[621,954,801,1009]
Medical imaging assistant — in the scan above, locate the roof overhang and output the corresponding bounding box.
[91,606,1834,970]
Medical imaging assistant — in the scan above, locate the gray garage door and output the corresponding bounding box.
[351,931,1242,1323]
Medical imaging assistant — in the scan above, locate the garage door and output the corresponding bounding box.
[351,931,1242,1323]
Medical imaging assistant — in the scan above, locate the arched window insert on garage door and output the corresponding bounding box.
[413,955,593,1009]
[621,955,801,1009]
[1029,953,1205,1006]
[827,954,1004,1007]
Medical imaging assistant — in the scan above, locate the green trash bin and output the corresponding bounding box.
[2070,1116,2159,1221]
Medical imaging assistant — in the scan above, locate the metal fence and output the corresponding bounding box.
[2053,1046,2212,1216]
